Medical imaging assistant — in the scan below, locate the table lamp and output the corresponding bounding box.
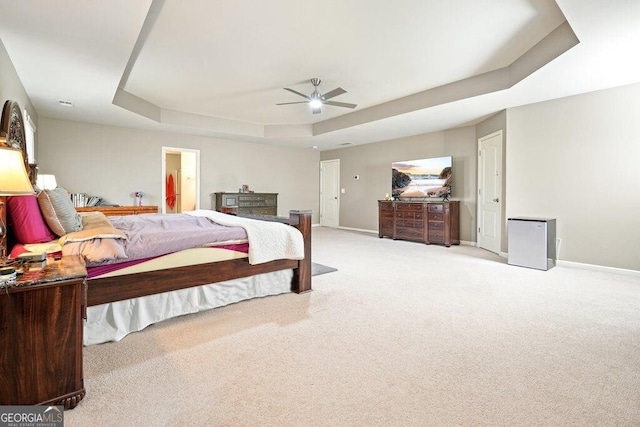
[0,146,35,262]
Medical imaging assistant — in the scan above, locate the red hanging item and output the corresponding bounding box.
[166,174,176,210]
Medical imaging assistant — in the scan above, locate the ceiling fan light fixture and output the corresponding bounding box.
[277,78,357,114]
[309,99,322,109]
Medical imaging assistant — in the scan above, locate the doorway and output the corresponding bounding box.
[320,159,340,227]
[161,147,200,214]
[477,130,503,254]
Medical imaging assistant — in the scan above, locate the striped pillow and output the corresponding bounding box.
[37,187,83,236]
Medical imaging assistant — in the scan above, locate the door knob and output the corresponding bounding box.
[493,198,500,203]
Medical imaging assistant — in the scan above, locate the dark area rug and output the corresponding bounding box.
[311,262,338,276]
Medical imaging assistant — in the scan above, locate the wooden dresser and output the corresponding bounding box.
[0,255,87,409]
[213,192,278,216]
[76,205,158,216]
[378,200,460,246]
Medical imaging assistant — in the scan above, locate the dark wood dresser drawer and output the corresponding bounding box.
[395,211,423,220]
[427,203,444,213]
[428,229,445,242]
[379,202,394,213]
[396,227,425,241]
[428,220,444,230]
[396,203,423,212]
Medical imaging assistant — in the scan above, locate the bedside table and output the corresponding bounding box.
[0,255,87,409]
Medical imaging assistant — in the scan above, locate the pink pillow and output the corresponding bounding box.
[7,195,57,244]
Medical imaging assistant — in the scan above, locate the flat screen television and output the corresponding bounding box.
[392,156,452,200]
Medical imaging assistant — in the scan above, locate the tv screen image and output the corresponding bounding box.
[392,156,452,199]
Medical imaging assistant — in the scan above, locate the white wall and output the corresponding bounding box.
[506,83,640,271]
[0,38,38,146]
[37,118,320,222]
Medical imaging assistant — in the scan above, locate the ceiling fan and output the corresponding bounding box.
[277,78,357,114]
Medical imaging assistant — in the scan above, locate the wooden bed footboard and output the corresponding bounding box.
[87,210,312,307]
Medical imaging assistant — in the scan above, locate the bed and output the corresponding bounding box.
[78,209,312,344]
[0,99,312,346]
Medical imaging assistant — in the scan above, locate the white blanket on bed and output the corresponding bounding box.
[184,209,304,264]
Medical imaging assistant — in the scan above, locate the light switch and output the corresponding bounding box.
[341,188,346,194]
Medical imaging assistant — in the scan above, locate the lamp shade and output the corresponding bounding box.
[36,174,57,190]
[0,146,35,195]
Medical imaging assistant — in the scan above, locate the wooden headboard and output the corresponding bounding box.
[1,100,37,183]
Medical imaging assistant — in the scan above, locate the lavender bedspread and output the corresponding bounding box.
[109,214,247,262]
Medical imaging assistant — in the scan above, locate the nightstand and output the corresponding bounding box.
[0,255,87,409]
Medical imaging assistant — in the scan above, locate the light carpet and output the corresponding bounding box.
[66,227,640,426]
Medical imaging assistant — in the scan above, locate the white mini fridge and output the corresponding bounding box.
[507,218,556,271]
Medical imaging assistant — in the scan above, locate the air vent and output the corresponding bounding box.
[58,100,74,107]
[339,142,352,146]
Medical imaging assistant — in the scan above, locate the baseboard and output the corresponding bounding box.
[499,251,639,276]
[337,226,378,234]
[556,260,640,277]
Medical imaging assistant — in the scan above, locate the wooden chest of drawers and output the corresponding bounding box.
[378,201,459,246]
[213,192,278,216]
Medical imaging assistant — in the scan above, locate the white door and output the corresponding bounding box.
[320,159,340,227]
[477,131,503,254]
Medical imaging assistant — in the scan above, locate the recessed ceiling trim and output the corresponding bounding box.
[161,108,263,137]
[313,20,579,137]
[117,0,166,90]
[113,88,161,122]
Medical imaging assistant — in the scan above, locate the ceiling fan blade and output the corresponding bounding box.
[276,101,309,105]
[312,106,322,114]
[283,87,310,100]
[324,100,357,109]
[321,87,347,100]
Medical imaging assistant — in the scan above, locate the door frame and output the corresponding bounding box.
[320,159,340,227]
[161,146,201,214]
[476,130,504,254]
